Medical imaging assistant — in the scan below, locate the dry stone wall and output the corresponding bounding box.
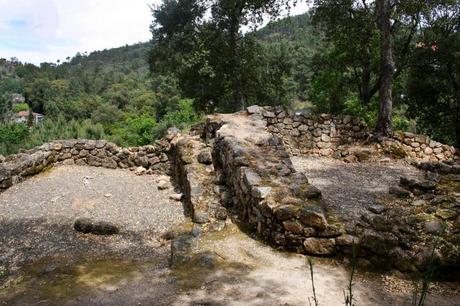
[170,134,224,224]
[205,113,343,255]
[203,107,459,273]
[248,105,458,162]
[0,135,177,191]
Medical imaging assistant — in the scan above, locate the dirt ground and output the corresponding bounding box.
[1,165,459,305]
[291,156,425,222]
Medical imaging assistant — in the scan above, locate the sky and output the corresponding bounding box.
[0,0,309,65]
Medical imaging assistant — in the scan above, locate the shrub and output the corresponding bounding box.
[11,103,29,113]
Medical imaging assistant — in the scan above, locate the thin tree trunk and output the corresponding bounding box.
[375,0,395,137]
[360,47,371,105]
[229,8,245,111]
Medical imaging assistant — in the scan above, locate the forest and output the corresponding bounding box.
[0,0,459,156]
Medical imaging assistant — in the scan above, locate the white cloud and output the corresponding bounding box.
[0,0,309,65]
[0,0,156,64]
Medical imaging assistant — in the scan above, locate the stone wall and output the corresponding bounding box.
[250,105,368,157]
[249,105,458,162]
[206,113,342,255]
[170,134,222,224]
[0,135,177,191]
[204,108,459,272]
[381,132,458,162]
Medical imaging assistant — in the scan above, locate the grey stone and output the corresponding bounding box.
[275,205,299,221]
[293,184,322,200]
[412,199,426,207]
[303,238,336,255]
[61,158,75,166]
[197,148,213,165]
[424,220,444,234]
[262,111,276,118]
[400,177,437,191]
[169,193,183,201]
[198,252,217,268]
[299,206,327,230]
[368,204,386,214]
[243,168,261,186]
[335,234,359,247]
[191,224,202,237]
[79,149,89,157]
[215,207,228,220]
[135,166,147,175]
[360,230,398,255]
[283,220,304,234]
[389,186,411,198]
[252,186,272,199]
[157,180,170,190]
[74,218,119,235]
[193,210,209,224]
[101,158,117,169]
[247,105,262,114]
[170,234,196,267]
[165,127,180,140]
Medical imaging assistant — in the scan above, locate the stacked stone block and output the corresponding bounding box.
[249,105,458,162]
[206,113,343,255]
[0,136,176,191]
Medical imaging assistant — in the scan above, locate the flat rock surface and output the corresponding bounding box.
[291,157,424,222]
[0,166,185,274]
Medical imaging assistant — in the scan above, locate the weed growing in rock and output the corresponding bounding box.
[307,257,319,306]
[344,243,357,306]
[411,236,441,306]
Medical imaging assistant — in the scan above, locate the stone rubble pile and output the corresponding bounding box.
[351,171,460,271]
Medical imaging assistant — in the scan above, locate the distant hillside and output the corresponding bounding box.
[0,13,321,155]
[63,42,151,75]
[257,13,323,102]
[257,13,318,44]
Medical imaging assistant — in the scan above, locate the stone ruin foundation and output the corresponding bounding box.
[1,105,459,275]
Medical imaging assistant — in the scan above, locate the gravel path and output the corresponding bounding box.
[0,166,185,274]
[291,157,425,222]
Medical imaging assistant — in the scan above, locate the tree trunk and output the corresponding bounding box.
[375,0,395,137]
[360,48,371,105]
[229,8,245,112]
[455,105,460,149]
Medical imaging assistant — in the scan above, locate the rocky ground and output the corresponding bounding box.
[0,165,185,301]
[290,156,425,222]
[1,164,459,305]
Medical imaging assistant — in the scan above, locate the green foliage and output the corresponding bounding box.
[11,103,29,112]
[0,123,29,145]
[0,78,23,121]
[110,114,157,146]
[1,1,458,155]
[405,1,460,147]
[153,99,201,138]
[0,118,105,156]
[149,0,294,113]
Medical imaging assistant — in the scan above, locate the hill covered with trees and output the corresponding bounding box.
[0,42,199,155]
[1,1,459,155]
